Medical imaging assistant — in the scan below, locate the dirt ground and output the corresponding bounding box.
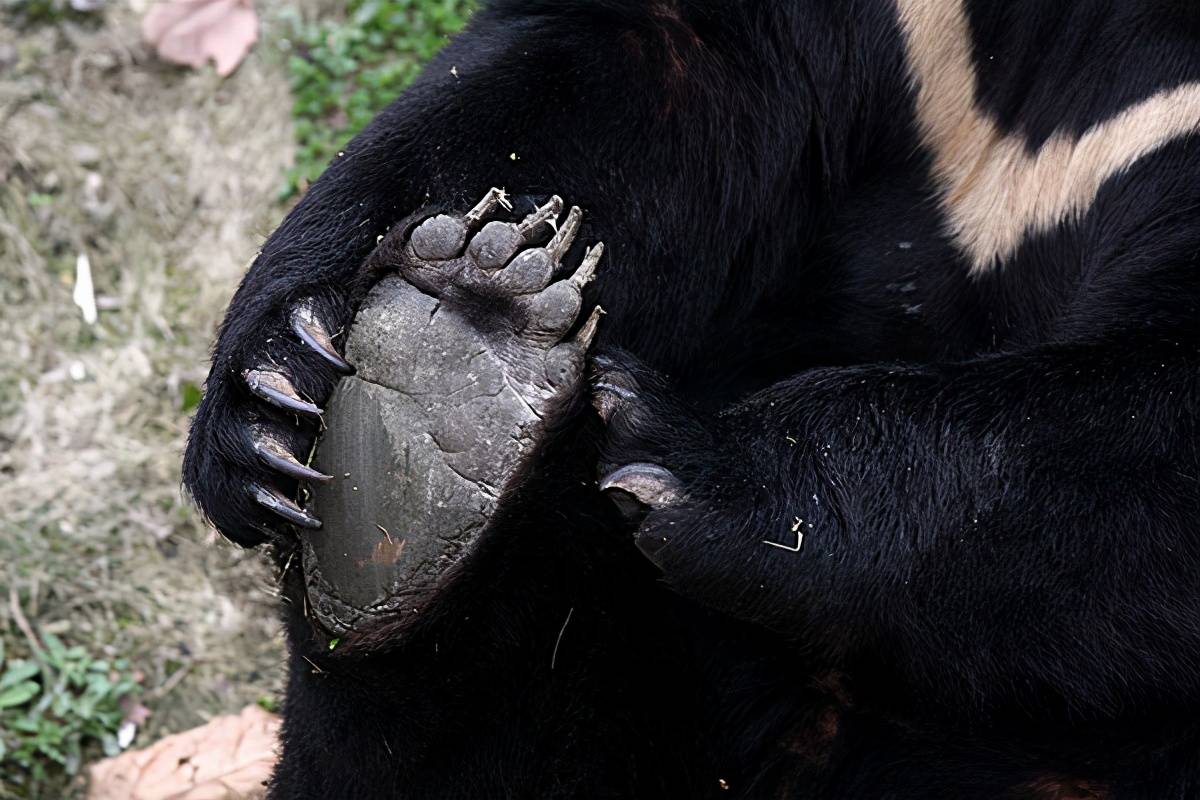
[0,1,333,791]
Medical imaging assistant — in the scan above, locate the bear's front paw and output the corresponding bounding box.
[590,353,745,567]
[183,291,356,547]
[595,359,822,623]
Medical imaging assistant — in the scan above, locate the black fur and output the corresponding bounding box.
[966,0,1200,147]
[183,0,1200,797]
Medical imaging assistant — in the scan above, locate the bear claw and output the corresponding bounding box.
[243,369,322,417]
[251,483,322,529]
[251,428,332,483]
[545,205,583,260]
[599,463,683,509]
[291,301,355,375]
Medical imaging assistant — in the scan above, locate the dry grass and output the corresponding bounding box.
[0,1,332,784]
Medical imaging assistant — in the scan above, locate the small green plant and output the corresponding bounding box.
[281,0,475,199]
[0,633,142,795]
[1,0,99,26]
[180,380,203,413]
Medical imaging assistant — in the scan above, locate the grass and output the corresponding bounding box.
[280,0,475,197]
[0,0,98,26]
[0,634,141,792]
[0,2,295,796]
[0,0,473,795]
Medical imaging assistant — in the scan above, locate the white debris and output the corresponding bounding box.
[117,720,137,749]
[73,252,98,325]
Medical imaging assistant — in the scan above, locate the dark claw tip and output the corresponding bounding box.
[251,484,322,530]
[252,435,333,483]
[244,369,323,417]
[291,302,355,375]
[599,463,683,509]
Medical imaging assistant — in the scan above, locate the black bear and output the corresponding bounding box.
[183,0,1200,797]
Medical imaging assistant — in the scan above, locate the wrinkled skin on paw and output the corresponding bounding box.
[304,190,604,634]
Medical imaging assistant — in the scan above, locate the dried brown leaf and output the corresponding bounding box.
[142,0,258,77]
[87,705,280,800]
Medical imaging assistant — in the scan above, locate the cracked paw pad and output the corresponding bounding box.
[301,191,604,635]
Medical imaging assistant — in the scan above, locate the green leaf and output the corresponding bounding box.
[0,681,40,709]
[0,660,40,690]
[40,631,67,664]
[281,0,476,200]
[180,381,203,412]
